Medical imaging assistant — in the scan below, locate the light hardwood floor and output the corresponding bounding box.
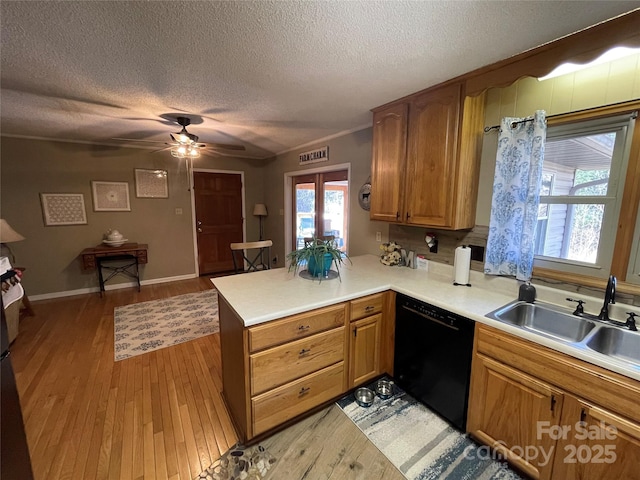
[12,278,238,480]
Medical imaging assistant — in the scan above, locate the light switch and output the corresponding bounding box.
[279,209,284,216]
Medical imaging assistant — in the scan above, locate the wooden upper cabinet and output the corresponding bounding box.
[370,81,485,229]
[370,103,408,222]
[405,84,460,226]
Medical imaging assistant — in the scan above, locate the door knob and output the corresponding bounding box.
[197,220,202,226]
[197,227,203,233]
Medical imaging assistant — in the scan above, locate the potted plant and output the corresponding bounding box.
[286,237,350,281]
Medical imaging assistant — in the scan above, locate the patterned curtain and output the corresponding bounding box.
[485,111,547,281]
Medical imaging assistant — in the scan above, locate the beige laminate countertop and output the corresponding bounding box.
[211,254,640,382]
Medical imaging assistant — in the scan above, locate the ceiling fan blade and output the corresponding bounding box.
[209,143,246,151]
[150,146,173,154]
[112,137,165,144]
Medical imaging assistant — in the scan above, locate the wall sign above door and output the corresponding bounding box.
[299,146,328,165]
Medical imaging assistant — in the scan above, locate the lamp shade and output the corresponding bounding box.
[0,219,25,243]
[253,204,268,216]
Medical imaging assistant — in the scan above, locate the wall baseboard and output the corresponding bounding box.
[28,273,198,301]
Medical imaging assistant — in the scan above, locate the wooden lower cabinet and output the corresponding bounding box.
[349,313,381,387]
[252,362,345,436]
[219,291,394,441]
[468,324,640,480]
[551,395,640,480]
[468,355,563,479]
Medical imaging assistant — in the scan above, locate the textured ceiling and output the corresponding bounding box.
[1,1,638,159]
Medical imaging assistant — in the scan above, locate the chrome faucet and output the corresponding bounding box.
[598,275,616,322]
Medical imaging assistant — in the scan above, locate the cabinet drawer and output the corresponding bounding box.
[250,327,344,395]
[350,293,384,321]
[248,303,346,353]
[252,362,345,436]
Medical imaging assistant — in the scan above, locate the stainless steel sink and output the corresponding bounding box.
[486,300,640,369]
[486,301,597,343]
[585,326,640,365]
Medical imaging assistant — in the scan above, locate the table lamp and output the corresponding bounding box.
[0,219,25,264]
[253,204,268,240]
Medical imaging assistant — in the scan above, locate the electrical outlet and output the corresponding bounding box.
[175,208,183,215]
[376,231,382,242]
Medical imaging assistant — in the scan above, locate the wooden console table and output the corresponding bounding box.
[80,243,148,295]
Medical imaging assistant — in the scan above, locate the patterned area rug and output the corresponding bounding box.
[337,379,523,480]
[114,289,219,361]
[196,444,276,480]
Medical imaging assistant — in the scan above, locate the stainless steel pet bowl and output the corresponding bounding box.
[354,387,375,407]
[375,379,394,399]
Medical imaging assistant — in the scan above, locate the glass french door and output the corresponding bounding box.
[292,169,348,252]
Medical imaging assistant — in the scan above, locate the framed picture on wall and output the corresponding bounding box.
[40,193,88,226]
[134,168,169,198]
[91,181,131,211]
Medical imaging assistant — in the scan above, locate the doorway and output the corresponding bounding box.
[193,171,244,274]
[291,169,349,251]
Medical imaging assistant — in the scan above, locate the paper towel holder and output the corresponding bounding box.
[453,245,472,287]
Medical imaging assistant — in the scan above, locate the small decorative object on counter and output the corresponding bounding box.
[380,241,402,266]
[518,281,536,303]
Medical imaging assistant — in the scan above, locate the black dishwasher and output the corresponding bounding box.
[394,293,475,431]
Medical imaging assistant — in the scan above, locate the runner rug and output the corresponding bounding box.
[114,289,218,361]
[337,379,523,480]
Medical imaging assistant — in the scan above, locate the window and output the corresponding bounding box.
[533,114,635,279]
[292,169,349,252]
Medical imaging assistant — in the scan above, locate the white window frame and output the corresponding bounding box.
[533,114,635,280]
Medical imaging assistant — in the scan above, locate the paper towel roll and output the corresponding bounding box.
[453,246,471,286]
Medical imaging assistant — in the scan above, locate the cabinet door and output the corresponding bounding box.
[349,314,381,387]
[370,103,408,222]
[405,83,461,227]
[551,395,640,480]
[467,354,563,480]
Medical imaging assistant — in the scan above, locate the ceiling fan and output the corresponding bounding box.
[113,116,245,157]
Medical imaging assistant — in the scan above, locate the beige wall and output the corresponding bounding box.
[476,53,640,226]
[0,137,264,296]
[262,127,388,267]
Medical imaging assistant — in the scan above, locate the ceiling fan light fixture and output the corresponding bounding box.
[170,144,200,158]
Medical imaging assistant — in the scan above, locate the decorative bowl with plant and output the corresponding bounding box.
[286,237,351,281]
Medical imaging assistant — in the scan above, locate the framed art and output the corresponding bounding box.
[40,193,87,226]
[134,168,169,198]
[91,181,131,211]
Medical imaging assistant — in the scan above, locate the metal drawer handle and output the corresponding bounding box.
[299,386,310,396]
[299,348,311,356]
[365,305,375,312]
[298,325,310,331]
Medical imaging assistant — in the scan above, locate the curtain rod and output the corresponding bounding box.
[484,108,638,134]
[483,115,556,134]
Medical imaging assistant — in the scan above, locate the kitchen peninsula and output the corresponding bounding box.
[213,255,640,454]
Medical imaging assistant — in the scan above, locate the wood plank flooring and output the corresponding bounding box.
[260,405,404,480]
[11,278,238,480]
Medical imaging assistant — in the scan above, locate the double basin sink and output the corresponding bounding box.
[486,301,640,367]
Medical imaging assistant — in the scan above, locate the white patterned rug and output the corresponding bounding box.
[337,379,523,480]
[114,290,219,361]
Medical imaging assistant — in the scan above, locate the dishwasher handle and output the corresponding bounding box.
[400,305,460,331]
